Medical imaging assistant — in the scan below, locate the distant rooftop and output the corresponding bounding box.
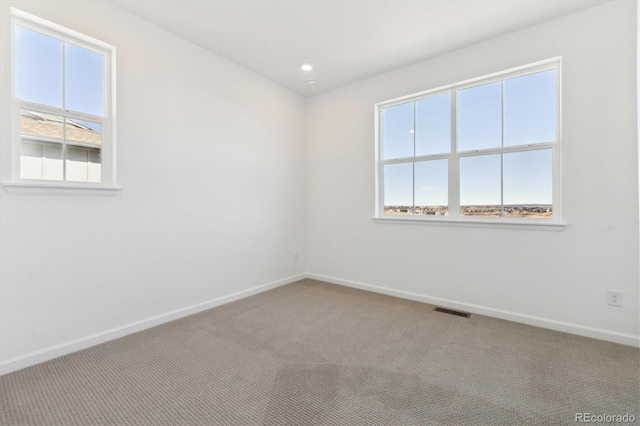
[21,110,101,149]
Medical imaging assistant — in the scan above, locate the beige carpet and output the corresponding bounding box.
[1,279,638,425]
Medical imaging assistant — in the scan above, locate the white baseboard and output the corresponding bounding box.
[3,271,637,375]
[306,273,640,348]
[0,273,306,375]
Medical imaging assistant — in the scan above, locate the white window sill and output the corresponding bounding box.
[2,182,122,195]
[373,216,567,231]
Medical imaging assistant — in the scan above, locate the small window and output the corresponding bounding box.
[10,9,116,188]
[375,59,561,224]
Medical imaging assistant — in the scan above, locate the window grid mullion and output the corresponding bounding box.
[62,41,67,182]
[412,102,416,215]
[450,88,459,219]
[500,154,504,217]
[500,80,504,218]
[16,100,107,125]
[377,108,384,216]
[62,117,67,182]
[382,154,450,165]
[457,142,556,157]
[412,162,416,215]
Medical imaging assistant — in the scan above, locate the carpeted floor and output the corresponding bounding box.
[1,279,638,425]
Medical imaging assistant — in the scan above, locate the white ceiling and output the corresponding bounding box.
[112,0,607,97]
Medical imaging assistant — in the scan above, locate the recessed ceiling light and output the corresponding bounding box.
[307,80,318,85]
[300,63,313,72]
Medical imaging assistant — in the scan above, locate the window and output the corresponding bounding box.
[9,9,116,188]
[375,59,561,224]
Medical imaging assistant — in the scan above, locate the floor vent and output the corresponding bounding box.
[434,307,471,318]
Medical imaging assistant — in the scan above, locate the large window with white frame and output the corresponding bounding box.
[10,9,116,187]
[375,59,561,223]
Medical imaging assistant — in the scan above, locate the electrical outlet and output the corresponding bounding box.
[293,252,299,263]
[607,290,622,307]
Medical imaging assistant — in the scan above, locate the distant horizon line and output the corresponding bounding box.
[385,204,552,207]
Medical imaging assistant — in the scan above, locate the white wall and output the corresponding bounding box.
[0,0,307,371]
[307,1,639,344]
[1,0,637,376]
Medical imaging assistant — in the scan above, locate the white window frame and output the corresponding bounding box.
[6,8,118,191]
[374,58,564,229]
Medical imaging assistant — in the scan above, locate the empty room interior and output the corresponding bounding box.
[1,0,639,424]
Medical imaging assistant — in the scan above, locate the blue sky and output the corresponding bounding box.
[383,69,555,207]
[15,24,104,131]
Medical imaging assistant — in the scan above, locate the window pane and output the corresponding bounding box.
[503,150,552,218]
[66,118,102,147]
[414,160,448,216]
[504,70,556,146]
[42,145,64,181]
[382,102,414,159]
[416,93,450,156]
[20,141,43,180]
[20,109,63,181]
[460,154,501,217]
[65,43,105,116]
[66,118,102,183]
[384,163,413,215]
[15,25,62,108]
[66,147,88,182]
[88,150,102,183]
[457,82,501,152]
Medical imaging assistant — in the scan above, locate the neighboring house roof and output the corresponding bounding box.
[21,110,101,149]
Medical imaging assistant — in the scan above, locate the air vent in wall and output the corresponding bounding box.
[434,307,471,318]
